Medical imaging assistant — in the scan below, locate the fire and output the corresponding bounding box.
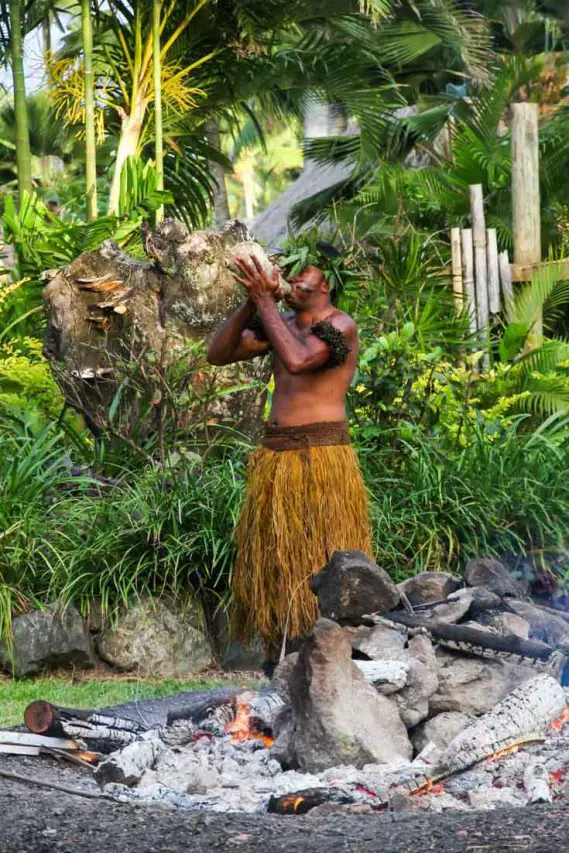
[412,780,444,797]
[550,707,569,732]
[487,743,522,763]
[281,795,306,814]
[77,751,99,765]
[550,769,566,785]
[225,700,274,748]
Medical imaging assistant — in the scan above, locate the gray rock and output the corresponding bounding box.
[212,608,264,672]
[394,635,439,728]
[426,589,474,625]
[311,551,399,624]
[507,599,569,647]
[411,712,472,754]
[97,598,213,677]
[463,558,527,597]
[429,649,534,715]
[289,618,412,772]
[490,612,530,640]
[272,653,298,704]
[0,604,94,676]
[348,623,407,660]
[398,572,461,607]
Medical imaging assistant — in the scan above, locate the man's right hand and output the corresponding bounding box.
[232,255,282,304]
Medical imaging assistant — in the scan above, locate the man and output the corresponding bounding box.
[207,252,372,664]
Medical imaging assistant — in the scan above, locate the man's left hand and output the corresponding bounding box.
[232,255,280,303]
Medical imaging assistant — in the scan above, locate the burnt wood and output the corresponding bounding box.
[24,701,145,755]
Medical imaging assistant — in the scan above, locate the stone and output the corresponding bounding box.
[272,653,299,703]
[463,557,527,598]
[411,712,472,754]
[311,551,400,624]
[429,649,535,716]
[394,635,439,727]
[353,660,409,694]
[349,624,406,660]
[490,612,530,640]
[398,572,462,607]
[507,599,569,647]
[0,604,94,676]
[97,597,214,677]
[467,587,503,617]
[425,588,474,625]
[288,618,412,772]
[212,608,264,672]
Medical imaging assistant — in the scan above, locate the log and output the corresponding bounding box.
[524,762,553,804]
[450,227,463,312]
[461,228,477,336]
[499,250,514,321]
[512,102,542,344]
[24,700,145,754]
[469,185,489,360]
[486,228,500,315]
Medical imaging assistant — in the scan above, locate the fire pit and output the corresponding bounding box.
[4,551,569,817]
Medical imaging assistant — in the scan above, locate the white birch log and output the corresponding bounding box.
[499,250,514,321]
[461,228,477,336]
[486,228,500,315]
[450,227,463,312]
[469,185,489,348]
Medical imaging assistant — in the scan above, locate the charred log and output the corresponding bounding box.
[24,701,145,755]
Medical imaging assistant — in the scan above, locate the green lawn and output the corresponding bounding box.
[0,672,264,728]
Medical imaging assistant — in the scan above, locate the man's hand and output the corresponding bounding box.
[232,255,281,304]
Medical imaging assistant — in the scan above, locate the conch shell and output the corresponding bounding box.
[228,241,291,299]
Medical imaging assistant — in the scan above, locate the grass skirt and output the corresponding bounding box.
[232,436,372,649]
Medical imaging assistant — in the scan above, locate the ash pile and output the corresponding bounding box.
[9,551,569,815]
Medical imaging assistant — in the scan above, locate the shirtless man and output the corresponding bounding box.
[207,255,372,663]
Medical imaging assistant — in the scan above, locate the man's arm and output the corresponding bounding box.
[206,299,271,365]
[255,296,355,374]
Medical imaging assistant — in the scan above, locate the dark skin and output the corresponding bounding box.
[207,255,358,427]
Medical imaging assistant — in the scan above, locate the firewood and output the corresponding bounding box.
[24,700,145,754]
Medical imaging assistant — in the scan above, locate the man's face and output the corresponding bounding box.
[284,265,327,310]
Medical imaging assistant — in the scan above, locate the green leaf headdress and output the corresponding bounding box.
[278,227,346,297]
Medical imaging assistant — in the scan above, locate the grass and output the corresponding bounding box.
[0,670,265,728]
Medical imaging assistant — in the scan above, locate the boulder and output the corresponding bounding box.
[212,608,264,672]
[489,612,530,640]
[429,649,535,716]
[97,598,214,677]
[411,712,472,754]
[463,558,527,598]
[507,599,569,647]
[0,604,94,676]
[272,653,299,704]
[311,551,399,624]
[398,572,461,607]
[349,623,407,660]
[425,588,474,625]
[288,619,412,772]
[393,635,439,727]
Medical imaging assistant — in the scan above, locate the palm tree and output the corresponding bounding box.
[152,0,164,223]
[81,0,97,219]
[7,0,32,202]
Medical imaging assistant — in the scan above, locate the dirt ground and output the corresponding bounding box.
[1,755,569,853]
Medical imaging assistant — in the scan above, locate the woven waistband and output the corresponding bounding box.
[261,420,350,451]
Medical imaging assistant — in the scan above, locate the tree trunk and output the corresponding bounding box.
[107,98,146,214]
[205,120,230,227]
[42,10,52,80]
[82,0,98,221]
[153,0,164,223]
[9,0,32,203]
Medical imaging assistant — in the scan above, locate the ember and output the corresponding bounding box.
[225,698,274,748]
[412,780,444,797]
[550,707,569,732]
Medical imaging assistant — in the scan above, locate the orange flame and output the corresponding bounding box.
[412,780,444,797]
[225,700,274,748]
[281,795,306,813]
[487,743,522,763]
[550,708,569,732]
[550,769,565,785]
[76,751,99,765]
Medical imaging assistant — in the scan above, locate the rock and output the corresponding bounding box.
[348,623,406,660]
[429,649,535,716]
[463,558,527,598]
[467,587,503,617]
[507,599,569,646]
[0,604,94,676]
[272,653,299,703]
[426,589,474,625]
[311,551,399,624]
[212,608,264,672]
[97,598,214,677]
[394,635,439,727]
[289,618,412,772]
[411,712,472,754]
[398,572,461,607]
[353,660,409,694]
[490,612,530,640]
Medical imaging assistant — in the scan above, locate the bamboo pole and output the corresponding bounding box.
[469,184,489,366]
[153,0,164,223]
[9,0,32,203]
[450,227,463,313]
[512,102,541,344]
[461,228,477,336]
[499,251,514,322]
[487,228,500,316]
[82,0,98,220]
